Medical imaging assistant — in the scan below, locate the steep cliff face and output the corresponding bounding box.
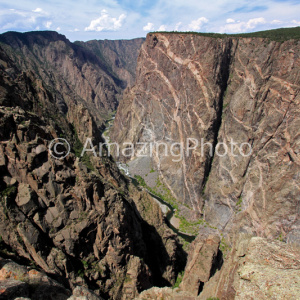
[0,31,142,130]
[76,38,145,88]
[112,33,232,211]
[0,34,185,299]
[111,32,300,242]
[204,37,300,242]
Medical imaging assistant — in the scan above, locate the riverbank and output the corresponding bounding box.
[102,123,197,242]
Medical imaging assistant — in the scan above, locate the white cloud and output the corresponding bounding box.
[175,22,182,31]
[68,28,80,32]
[187,17,208,31]
[45,21,52,29]
[32,8,48,16]
[247,17,266,29]
[220,17,266,33]
[10,9,27,17]
[292,20,300,25]
[157,25,166,31]
[28,16,36,24]
[226,18,235,24]
[56,27,61,31]
[271,20,282,24]
[33,8,43,13]
[85,10,126,32]
[143,22,154,31]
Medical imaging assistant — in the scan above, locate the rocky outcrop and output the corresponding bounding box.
[135,286,195,300]
[111,32,300,242]
[0,36,185,299]
[180,232,221,296]
[135,236,300,300]
[67,286,104,300]
[0,257,108,300]
[199,236,300,300]
[0,256,71,300]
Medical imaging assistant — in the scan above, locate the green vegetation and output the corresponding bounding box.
[236,196,243,206]
[178,215,205,235]
[81,259,89,269]
[236,196,243,212]
[222,103,229,110]
[1,185,17,198]
[151,26,300,42]
[71,125,84,158]
[277,232,284,242]
[77,269,84,278]
[220,236,230,258]
[71,124,95,171]
[134,175,147,188]
[149,168,155,173]
[173,271,184,289]
[81,153,95,171]
[134,174,216,235]
[134,174,179,210]
[206,297,220,300]
[78,211,88,221]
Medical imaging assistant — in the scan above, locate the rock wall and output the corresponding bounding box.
[76,38,145,88]
[0,31,143,130]
[111,32,300,242]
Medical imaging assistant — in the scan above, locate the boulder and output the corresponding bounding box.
[15,184,38,216]
[0,279,29,300]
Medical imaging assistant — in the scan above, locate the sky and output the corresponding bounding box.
[0,0,300,41]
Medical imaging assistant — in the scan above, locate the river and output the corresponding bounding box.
[130,177,196,243]
[102,122,196,243]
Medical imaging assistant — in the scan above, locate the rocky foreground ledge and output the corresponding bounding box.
[135,236,300,300]
[1,235,298,300]
[0,256,103,300]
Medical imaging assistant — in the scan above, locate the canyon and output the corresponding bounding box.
[0,28,299,299]
[112,31,300,244]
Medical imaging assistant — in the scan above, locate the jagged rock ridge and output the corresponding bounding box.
[0,32,185,299]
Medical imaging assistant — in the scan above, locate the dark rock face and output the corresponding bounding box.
[0,279,29,300]
[0,31,143,129]
[204,38,300,241]
[76,38,145,88]
[111,33,232,211]
[111,32,300,242]
[0,32,185,299]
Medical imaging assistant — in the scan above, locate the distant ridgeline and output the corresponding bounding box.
[151,26,300,42]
